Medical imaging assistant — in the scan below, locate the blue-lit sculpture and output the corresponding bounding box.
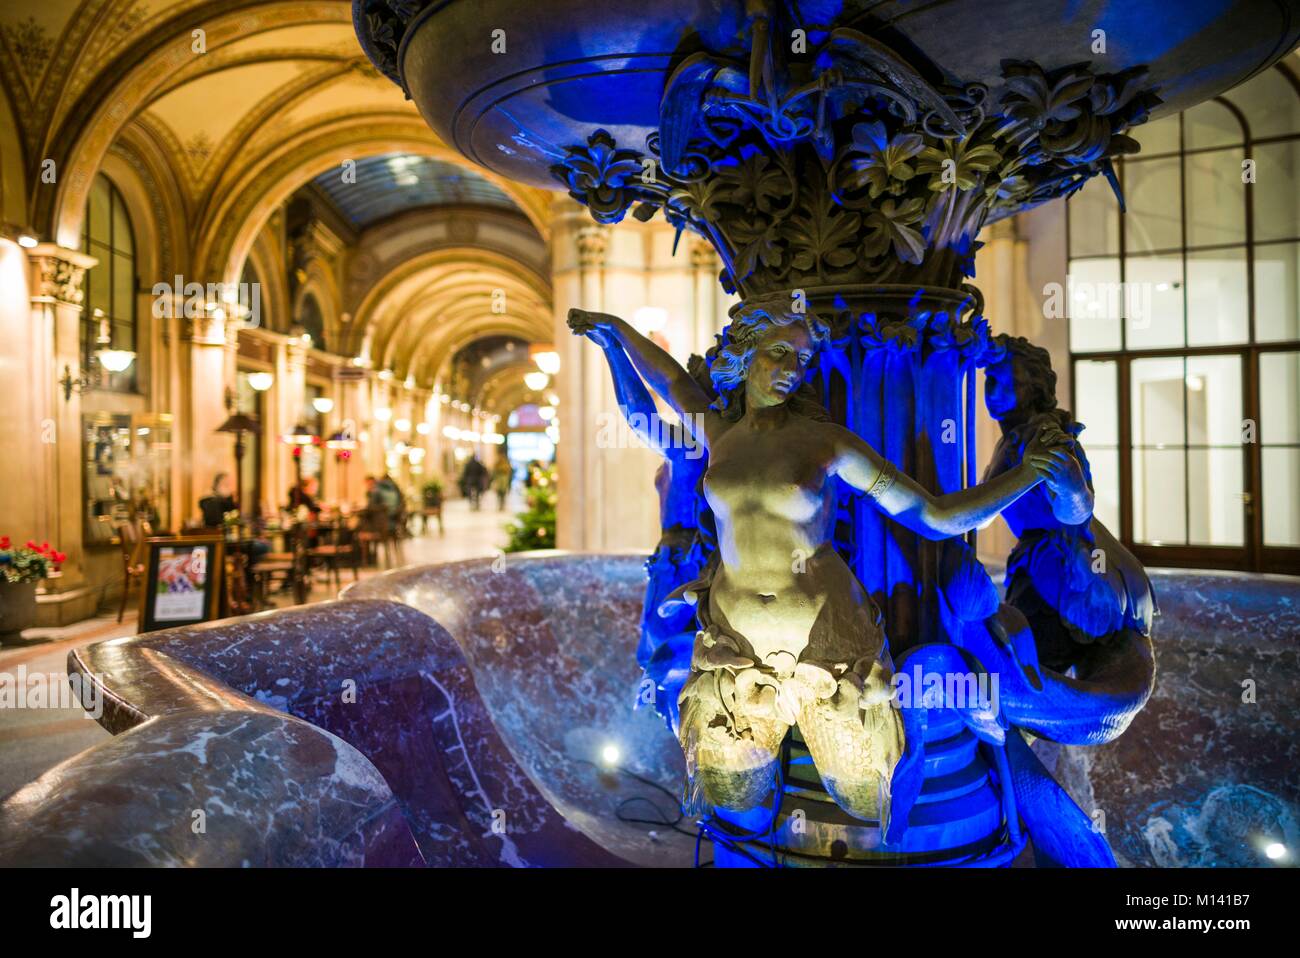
[584,325,713,732]
[549,8,1162,866]
[570,305,1073,826]
[349,0,1235,867]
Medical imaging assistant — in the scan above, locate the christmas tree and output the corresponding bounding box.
[504,463,557,552]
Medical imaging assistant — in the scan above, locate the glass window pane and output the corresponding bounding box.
[1222,66,1300,140]
[112,191,133,254]
[88,177,111,248]
[1068,257,1122,351]
[1087,447,1120,533]
[1124,157,1182,253]
[1187,249,1248,345]
[1259,351,1300,445]
[1073,359,1120,532]
[1185,149,1246,247]
[1188,448,1244,546]
[1068,173,1120,257]
[1263,448,1300,546]
[1254,141,1300,243]
[112,252,134,323]
[1133,448,1187,545]
[1125,254,1184,348]
[1185,354,1242,446]
[86,263,110,317]
[1254,241,1300,342]
[1073,359,1119,446]
[1132,114,1180,155]
[1131,356,1186,447]
[1183,99,1243,150]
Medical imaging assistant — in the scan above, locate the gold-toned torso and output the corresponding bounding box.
[703,415,881,674]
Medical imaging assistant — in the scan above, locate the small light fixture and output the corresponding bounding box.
[311,396,335,414]
[280,423,316,446]
[524,371,549,391]
[93,316,135,374]
[324,431,357,452]
[600,744,621,767]
[1265,842,1287,861]
[374,406,393,422]
[246,371,274,391]
[394,417,411,432]
[17,234,38,249]
[531,348,561,375]
[538,405,556,421]
[415,421,431,435]
[442,425,460,440]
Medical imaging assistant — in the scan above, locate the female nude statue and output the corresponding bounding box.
[568,306,1071,825]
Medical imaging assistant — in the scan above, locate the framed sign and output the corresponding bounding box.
[138,535,225,634]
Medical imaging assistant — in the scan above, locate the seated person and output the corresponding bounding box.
[199,473,237,528]
[287,476,322,517]
[199,473,268,584]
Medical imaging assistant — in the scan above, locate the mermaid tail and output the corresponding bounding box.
[788,661,904,825]
[679,668,787,814]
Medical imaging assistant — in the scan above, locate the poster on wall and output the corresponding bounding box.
[138,535,225,634]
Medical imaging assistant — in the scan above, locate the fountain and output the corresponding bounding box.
[1,0,1297,868]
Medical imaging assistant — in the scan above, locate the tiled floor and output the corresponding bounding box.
[0,497,518,800]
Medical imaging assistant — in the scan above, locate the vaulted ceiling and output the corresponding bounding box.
[0,0,555,413]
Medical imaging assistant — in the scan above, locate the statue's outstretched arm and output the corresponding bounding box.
[592,335,669,457]
[568,309,713,435]
[832,423,1071,540]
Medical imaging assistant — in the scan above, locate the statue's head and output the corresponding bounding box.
[710,309,831,421]
[985,334,1058,424]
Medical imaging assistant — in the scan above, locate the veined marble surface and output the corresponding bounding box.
[0,556,1294,867]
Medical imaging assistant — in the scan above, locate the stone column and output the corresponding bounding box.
[184,309,237,522]
[23,244,98,624]
[333,366,368,506]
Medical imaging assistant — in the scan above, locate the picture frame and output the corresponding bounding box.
[138,535,225,634]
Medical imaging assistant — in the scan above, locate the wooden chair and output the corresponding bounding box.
[116,518,152,622]
[251,526,308,607]
[357,509,399,570]
[308,521,360,591]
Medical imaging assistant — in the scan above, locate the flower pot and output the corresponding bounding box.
[0,579,37,642]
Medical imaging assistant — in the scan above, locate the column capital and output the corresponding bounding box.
[184,312,230,347]
[28,243,96,308]
[576,224,610,268]
[688,234,718,270]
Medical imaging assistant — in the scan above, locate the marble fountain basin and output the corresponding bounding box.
[0,553,1295,867]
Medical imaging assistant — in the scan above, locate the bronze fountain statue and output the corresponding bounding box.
[569,306,1074,826]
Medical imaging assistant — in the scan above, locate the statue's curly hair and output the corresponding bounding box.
[709,309,833,422]
[993,334,1059,418]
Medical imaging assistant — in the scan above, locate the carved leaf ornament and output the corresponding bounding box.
[551,23,1160,300]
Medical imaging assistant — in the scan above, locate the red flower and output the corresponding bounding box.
[54,551,66,564]
[25,540,36,550]
[0,536,9,549]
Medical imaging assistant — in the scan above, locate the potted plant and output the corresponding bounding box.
[0,537,64,642]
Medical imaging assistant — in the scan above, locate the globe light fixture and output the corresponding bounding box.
[246,371,274,392]
[524,371,549,391]
[92,315,135,374]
